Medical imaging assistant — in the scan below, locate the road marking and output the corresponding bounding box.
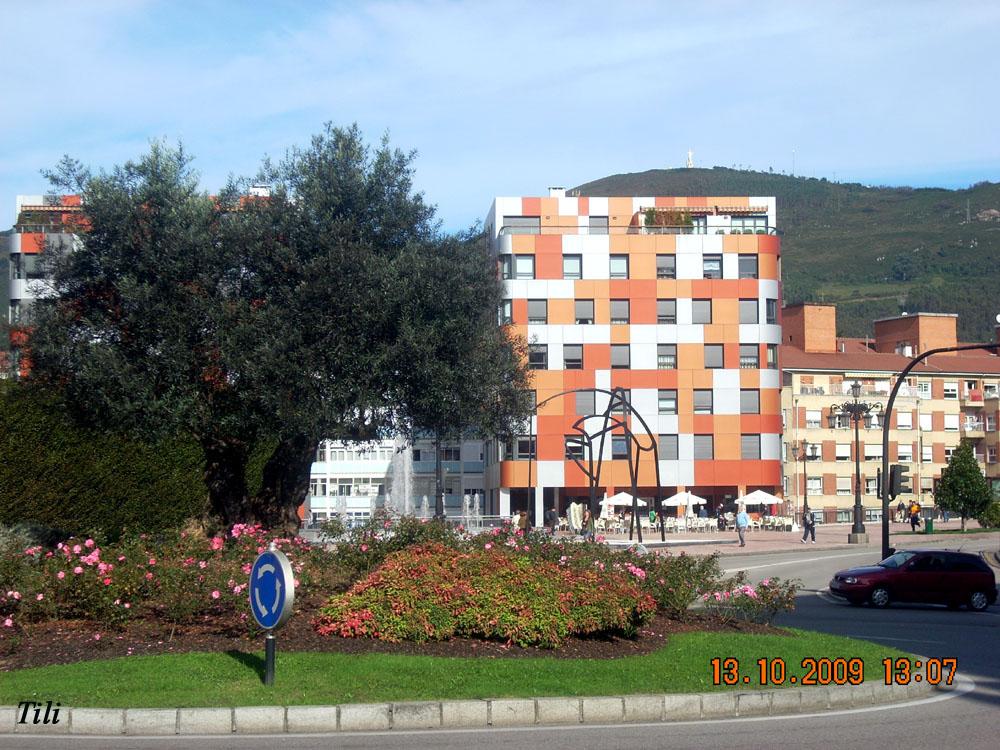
[723,551,876,572]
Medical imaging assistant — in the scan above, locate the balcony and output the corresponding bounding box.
[963,420,985,436]
[962,389,984,404]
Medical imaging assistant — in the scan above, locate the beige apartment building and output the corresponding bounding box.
[781,304,1000,523]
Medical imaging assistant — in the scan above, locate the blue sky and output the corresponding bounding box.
[2,0,999,231]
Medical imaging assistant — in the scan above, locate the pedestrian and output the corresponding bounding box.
[698,505,707,519]
[648,508,657,527]
[735,504,750,547]
[543,506,558,535]
[909,501,921,531]
[801,511,816,543]
[582,508,595,542]
[896,500,906,523]
[517,510,530,533]
[941,507,950,522]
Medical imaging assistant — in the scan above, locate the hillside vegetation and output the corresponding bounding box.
[575,168,1000,342]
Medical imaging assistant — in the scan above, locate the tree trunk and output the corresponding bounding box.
[202,436,252,531]
[253,433,316,534]
[961,514,967,532]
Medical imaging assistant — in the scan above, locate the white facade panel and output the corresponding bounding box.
[579,235,611,254]
[549,342,564,368]
[582,250,610,280]
[739,323,763,343]
[761,325,782,344]
[760,369,781,389]
[546,280,575,299]
[678,434,694,461]
[629,388,657,416]
[546,325,564,344]
[676,324,705,344]
[712,369,742,390]
[536,460,565,487]
[656,415,680,434]
[595,370,611,391]
[722,253,738,279]
[655,326,679,343]
[588,197,609,216]
[714,387,741,415]
[583,325,611,343]
[561,325,584,344]
[759,279,780,299]
[761,433,782,460]
[630,324,658,344]
[675,235,703,254]
[494,197,521,221]
[676,252,703,280]
[676,298,693,325]
[699,234,724,254]
[558,197,578,216]
[632,342,658,370]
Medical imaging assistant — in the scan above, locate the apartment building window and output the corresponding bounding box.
[836,477,852,496]
[765,299,778,325]
[704,344,724,369]
[515,436,536,460]
[563,344,583,370]
[920,477,934,494]
[807,477,822,495]
[575,299,594,324]
[499,299,513,325]
[766,344,778,369]
[919,413,932,431]
[830,413,850,429]
[504,216,541,234]
[738,254,758,279]
[866,478,880,496]
[739,344,759,369]
[988,447,998,464]
[610,389,630,414]
[693,435,714,459]
[702,254,723,279]
[577,390,595,416]
[658,389,678,415]
[739,299,758,324]
[898,444,914,462]
[984,383,999,398]
[528,344,548,369]
[440,447,461,461]
[694,389,714,414]
[918,380,932,398]
[806,410,822,428]
[309,478,328,497]
[657,299,676,324]
[316,443,327,462]
[836,443,851,461]
[527,299,547,324]
[412,449,422,462]
[656,254,676,279]
[740,389,760,414]
[588,216,609,235]
[945,446,956,461]
[611,345,630,369]
[741,434,761,459]
[944,414,959,431]
[896,412,913,430]
[565,436,585,460]
[658,434,678,460]
[692,299,712,324]
[944,382,958,400]
[987,415,997,431]
[609,255,629,279]
[563,254,582,279]
[922,445,933,463]
[657,344,677,369]
[611,436,628,459]
[500,254,512,279]
[732,215,768,233]
[610,299,630,324]
[515,255,535,279]
[864,442,883,461]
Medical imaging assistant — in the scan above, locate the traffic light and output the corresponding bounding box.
[889,464,911,498]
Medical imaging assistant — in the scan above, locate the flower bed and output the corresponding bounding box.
[315,543,657,647]
[700,574,799,625]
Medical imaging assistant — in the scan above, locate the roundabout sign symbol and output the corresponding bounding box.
[248,543,295,684]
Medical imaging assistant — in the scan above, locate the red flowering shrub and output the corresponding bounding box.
[314,543,656,647]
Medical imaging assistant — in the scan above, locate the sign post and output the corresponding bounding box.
[248,542,295,686]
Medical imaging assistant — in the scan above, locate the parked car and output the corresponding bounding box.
[829,549,997,610]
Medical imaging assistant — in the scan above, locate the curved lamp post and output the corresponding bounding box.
[830,381,883,543]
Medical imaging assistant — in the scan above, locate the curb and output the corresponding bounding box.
[1,676,944,736]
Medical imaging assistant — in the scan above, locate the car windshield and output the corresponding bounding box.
[878,551,917,569]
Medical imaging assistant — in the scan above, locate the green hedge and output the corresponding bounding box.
[0,382,206,539]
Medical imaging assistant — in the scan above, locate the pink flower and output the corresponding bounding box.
[211,590,220,599]
[36,593,44,601]
[84,539,95,548]
[360,544,369,552]
[198,561,207,569]
[117,555,126,562]
[241,563,252,575]
[57,571,65,580]
[210,536,224,551]
[72,544,82,554]
[145,572,154,580]
[124,603,131,609]
[148,557,156,566]
[3,618,12,628]
[484,543,493,550]
[103,578,112,586]
[98,562,108,574]
[232,585,244,595]
[73,566,83,575]
[94,633,101,641]
[11,591,21,600]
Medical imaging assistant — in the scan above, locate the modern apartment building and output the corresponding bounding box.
[781,303,1000,522]
[483,190,783,524]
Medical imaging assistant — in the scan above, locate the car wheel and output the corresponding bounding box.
[870,587,891,608]
[969,591,990,612]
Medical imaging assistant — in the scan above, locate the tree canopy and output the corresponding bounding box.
[935,440,993,531]
[27,125,530,531]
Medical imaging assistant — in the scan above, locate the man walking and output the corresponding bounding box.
[735,504,750,547]
[801,509,816,543]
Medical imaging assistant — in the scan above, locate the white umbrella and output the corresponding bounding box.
[600,491,648,507]
[738,489,782,508]
[661,491,708,507]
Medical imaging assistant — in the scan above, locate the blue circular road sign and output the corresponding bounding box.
[249,547,295,630]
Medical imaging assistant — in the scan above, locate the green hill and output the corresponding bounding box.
[574,168,1000,342]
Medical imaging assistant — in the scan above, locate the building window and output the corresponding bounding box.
[918,380,932,398]
[500,255,512,280]
[987,415,997,431]
[563,344,583,370]
[806,410,822,428]
[922,445,933,463]
[610,299,630,325]
[656,299,676,324]
[739,299,758,324]
[806,477,822,495]
[765,299,778,325]
[611,436,628,459]
[658,434,679,460]
[575,299,594,324]
[693,435,714,459]
[945,446,956,461]
[741,434,761,459]
[898,444,914,462]
[588,216,609,235]
[988,447,998,463]
[919,413,932,431]
[732,215,768,233]
[738,254,758,279]
[692,299,712,324]
[610,389,630,415]
[656,254,676,279]
[702,254,723,279]
[657,344,677,369]
[499,299,512,325]
[865,478,879,496]
[577,390,595,416]
[565,436,585,460]
[515,255,535,279]
[896,412,913,430]
[412,449,422,462]
[528,344,548,369]
[504,216,541,234]
[766,344,778,369]
[515,436,536,460]
[563,254,582,279]
[944,382,958,400]
[836,443,851,461]
[740,389,760,414]
[864,442,883,461]
[694,389,713,414]
[658,389,678,415]
[704,344,724,369]
[527,299,547,324]
[440,447,461,461]
[611,344,630,369]
[739,344,759,369]
[944,414,959,431]
[836,477,852,496]
[609,255,629,279]
[316,443,327,462]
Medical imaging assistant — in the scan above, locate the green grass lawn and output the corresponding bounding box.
[0,630,910,708]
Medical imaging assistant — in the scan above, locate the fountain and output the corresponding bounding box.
[388,437,413,516]
[421,494,430,518]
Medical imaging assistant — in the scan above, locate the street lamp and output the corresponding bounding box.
[831,381,883,543]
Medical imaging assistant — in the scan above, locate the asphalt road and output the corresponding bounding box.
[3,534,997,750]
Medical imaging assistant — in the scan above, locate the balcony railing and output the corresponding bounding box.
[963,420,985,432]
[498,224,779,236]
[962,389,984,403]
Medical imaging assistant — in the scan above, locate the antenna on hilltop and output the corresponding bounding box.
[686,149,694,168]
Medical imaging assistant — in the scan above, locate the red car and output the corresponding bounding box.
[829,549,997,610]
